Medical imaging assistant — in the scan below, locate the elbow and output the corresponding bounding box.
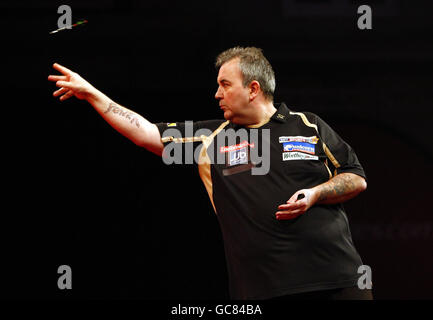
[358,177,367,193]
[348,173,367,196]
[133,135,164,157]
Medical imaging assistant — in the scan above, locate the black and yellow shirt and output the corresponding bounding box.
[156,102,366,299]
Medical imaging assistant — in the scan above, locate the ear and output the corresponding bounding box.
[248,80,261,101]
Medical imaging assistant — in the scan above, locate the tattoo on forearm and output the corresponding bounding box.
[104,102,140,128]
[318,174,356,202]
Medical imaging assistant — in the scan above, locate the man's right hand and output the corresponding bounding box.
[48,63,96,101]
[48,62,164,155]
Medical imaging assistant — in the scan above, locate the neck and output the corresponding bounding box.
[246,101,277,128]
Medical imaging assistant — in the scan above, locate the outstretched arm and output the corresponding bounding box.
[48,63,164,156]
[276,173,367,220]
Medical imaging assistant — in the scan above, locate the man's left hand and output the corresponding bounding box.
[276,188,318,220]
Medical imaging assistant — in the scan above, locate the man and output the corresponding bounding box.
[48,47,371,300]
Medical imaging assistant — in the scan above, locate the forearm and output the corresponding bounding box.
[49,63,163,155]
[312,173,367,205]
[86,89,163,155]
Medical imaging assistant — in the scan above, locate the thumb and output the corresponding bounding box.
[287,190,303,203]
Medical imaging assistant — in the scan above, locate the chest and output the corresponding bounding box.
[211,125,327,176]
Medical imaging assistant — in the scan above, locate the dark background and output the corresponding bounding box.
[1,0,432,300]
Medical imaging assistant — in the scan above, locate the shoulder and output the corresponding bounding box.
[288,109,319,122]
[287,109,334,129]
[156,119,225,131]
[194,119,227,131]
[286,109,322,129]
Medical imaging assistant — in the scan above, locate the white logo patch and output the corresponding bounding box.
[282,152,319,161]
[228,147,248,166]
[279,136,319,144]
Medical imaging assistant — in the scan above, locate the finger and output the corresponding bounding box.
[48,75,67,82]
[276,213,296,220]
[278,204,290,210]
[56,80,74,89]
[53,63,73,76]
[275,211,303,220]
[53,87,68,97]
[276,214,301,220]
[287,208,304,216]
[276,207,304,216]
[59,90,74,101]
[278,200,307,214]
[279,201,303,210]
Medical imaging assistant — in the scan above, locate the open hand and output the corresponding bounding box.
[48,63,95,101]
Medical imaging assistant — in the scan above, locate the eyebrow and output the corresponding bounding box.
[218,79,231,85]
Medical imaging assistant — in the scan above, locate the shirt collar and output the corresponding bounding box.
[270,102,290,123]
[229,102,290,129]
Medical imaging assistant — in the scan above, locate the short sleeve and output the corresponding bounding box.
[307,113,367,180]
[155,120,226,165]
[155,120,225,144]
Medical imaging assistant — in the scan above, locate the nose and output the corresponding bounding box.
[215,86,223,100]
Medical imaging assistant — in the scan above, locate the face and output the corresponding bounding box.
[215,58,252,124]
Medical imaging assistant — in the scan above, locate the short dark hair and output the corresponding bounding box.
[215,46,276,101]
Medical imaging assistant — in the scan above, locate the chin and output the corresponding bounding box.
[223,111,233,120]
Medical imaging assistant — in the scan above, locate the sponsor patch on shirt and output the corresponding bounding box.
[228,147,248,166]
[222,141,256,175]
[282,152,319,161]
[283,142,315,154]
[220,140,255,153]
[279,136,319,144]
[167,123,177,127]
